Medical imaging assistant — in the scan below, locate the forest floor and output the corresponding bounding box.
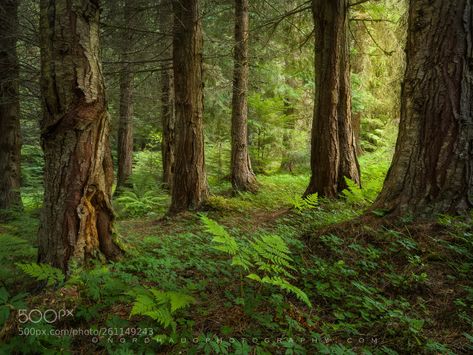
[1,152,473,354]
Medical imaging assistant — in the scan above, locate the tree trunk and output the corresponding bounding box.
[0,0,22,212]
[169,0,208,213]
[231,0,257,192]
[350,19,368,156]
[280,76,297,173]
[38,0,122,272]
[116,0,135,193]
[305,0,360,198]
[372,0,473,216]
[159,0,175,190]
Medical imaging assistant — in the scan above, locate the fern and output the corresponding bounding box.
[200,214,239,255]
[114,190,167,217]
[342,177,366,204]
[128,287,195,336]
[200,215,312,308]
[259,276,312,308]
[291,193,318,212]
[16,263,64,287]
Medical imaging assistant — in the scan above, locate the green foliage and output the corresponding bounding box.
[128,287,195,343]
[16,263,64,287]
[21,144,44,190]
[0,287,27,328]
[290,193,318,212]
[114,189,167,218]
[342,177,366,204]
[0,234,36,285]
[201,215,312,308]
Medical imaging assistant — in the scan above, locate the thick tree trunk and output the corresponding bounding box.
[0,0,22,212]
[159,0,175,189]
[372,0,473,216]
[38,0,122,272]
[169,0,208,213]
[305,0,360,198]
[116,0,135,193]
[231,0,257,192]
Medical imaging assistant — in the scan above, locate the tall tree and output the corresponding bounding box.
[350,16,369,156]
[159,0,175,189]
[305,0,360,197]
[230,0,257,192]
[169,0,208,213]
[372,0,473,216]
[38,0,122,271]
[0,0,22,212]
[116,0,135,192]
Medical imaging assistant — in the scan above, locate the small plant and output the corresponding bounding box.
[0,287,27,327]
[128,287,195,344]
[290,193,318,212]
[200,215,312,308]
[16,263,64,287]
[342,177,366,205]
[114,189,166,217]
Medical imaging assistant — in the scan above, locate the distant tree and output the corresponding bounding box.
[159,0,175,190]
[0,0,22,212]
[116,0,135,193]
[230,0,257,192]
[305,0,360,197]
[372,0,473,216]
[38,0,122,271]
[169,0,208,213]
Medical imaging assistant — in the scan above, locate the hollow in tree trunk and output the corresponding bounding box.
[0,0,22,212]
[372,0,473,217]
[169,0,208,213]
[305,0,360,198]
[38,0,122,272]
[231,0,257,193]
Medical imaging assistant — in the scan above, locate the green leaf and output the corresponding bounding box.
[167,291,196,313]
[0,287,9,304]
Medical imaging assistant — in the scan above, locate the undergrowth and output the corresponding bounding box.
[2,151,472,353]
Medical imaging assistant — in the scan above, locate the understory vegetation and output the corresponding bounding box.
[1,0,472,353]
[1,142,473,354]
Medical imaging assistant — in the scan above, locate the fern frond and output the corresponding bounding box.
[16,263,64,287]
[167,291,196,313]
[342,177,365,204]
[130,293,155,317]
[261,276,312,308]
[200,214,239,255]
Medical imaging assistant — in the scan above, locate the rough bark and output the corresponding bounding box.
[159,0,175,189]
[169,0,208,213]
[0,0,22,212]
[231,0,257,192]
[305,0,360,198]
[38,0,122,272]
[116,0,135,193]
[372,0,473,216]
